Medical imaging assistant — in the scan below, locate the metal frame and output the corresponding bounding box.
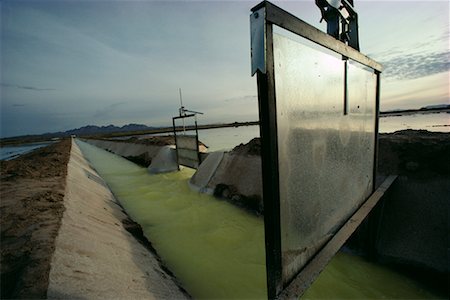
[256,23,283,297]
[172,114,201,169]
[251,1,382,74]
[279,175,397,298]
[251,1,382,299]
[373,71,382,191]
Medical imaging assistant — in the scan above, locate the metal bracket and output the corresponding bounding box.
[316,0,360,50]
[250,7,266,76]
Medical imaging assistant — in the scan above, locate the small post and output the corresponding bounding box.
[172,117,180,170]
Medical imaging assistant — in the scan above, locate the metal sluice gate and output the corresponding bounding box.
[169,1,396,298]
[172,113,202,170]
[172,87,204,170]
[250,1,396,299]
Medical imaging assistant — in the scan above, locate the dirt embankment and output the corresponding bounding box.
[377,129,450,177]
[0,140,71,298]
[94,135,207,148]
[212,138,263,215]
[229,131,450,177]
[211,131,450,215]
[94,135,176,146]
[231,137,261,156]
[85,135,207,167]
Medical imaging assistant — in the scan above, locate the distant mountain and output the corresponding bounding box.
[381,103,449,115]
[1,123,160,145]
[421,104,450,110]
[63,123,155,136]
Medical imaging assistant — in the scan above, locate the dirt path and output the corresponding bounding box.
[0,140,71,298]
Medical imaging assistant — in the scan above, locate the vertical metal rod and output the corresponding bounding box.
[179,88,183,109]
[194,116,201,167]
[343,59,348,115]
[172,117,180,171]
[179,88,186,134]
[373,71,381,191]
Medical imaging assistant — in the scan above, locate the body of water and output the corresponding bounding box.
[196,126,260,152]
[0,142,53,161]
[136,125,259,152]
[135,112,449,152]
[380,112,449,133]
[76,139,440,299]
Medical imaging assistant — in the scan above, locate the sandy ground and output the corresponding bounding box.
[1,139,188,299]
[0,140,71,298]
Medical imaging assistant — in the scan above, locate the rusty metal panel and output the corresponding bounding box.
[272,31,377,285]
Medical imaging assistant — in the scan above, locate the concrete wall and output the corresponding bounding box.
[372,131,450,273]
[83,139,162,166]
[348,131,449,275]
[47,139,188,299]
[83,139,201,173]
[375,176,449,273]
[190,151,263,214]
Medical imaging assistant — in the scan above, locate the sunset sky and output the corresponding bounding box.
[1,0,449,137]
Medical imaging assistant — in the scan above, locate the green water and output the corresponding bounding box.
[76,140,440,299]
[76,140,266,299]
[303,252,439,299]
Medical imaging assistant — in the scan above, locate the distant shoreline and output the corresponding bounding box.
[2,107,449,146]
[380,106,450,117]
[0,121,260,147]
[105,121,260,139]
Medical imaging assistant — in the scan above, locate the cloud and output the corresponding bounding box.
[380,51,450,80]
[1,83,56,91]
[224,95,257,102]
[92,102,126,119]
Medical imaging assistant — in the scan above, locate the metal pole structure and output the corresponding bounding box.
[179,88,186,135]
[172,117,180,171]
[194,115,201,166]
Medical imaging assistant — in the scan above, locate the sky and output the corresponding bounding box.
[1,0,449,138]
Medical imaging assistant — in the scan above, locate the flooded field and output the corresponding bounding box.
[0,142,53,161]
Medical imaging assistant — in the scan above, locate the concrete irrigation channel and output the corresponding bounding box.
[80,131,448,298]
[1,130,448,298]
[47,140,189,299]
